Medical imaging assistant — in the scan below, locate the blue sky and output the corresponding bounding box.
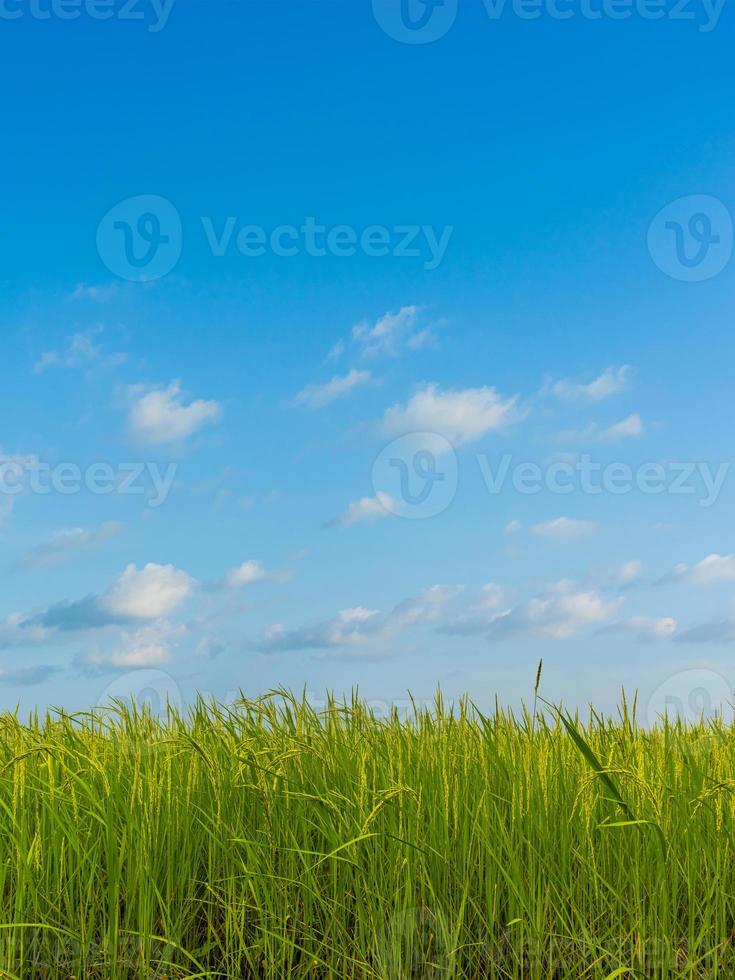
[1,0,734,718]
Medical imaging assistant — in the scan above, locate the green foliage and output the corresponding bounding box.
[0,689,733,977]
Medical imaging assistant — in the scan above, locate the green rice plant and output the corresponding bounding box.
[0,686,733,978]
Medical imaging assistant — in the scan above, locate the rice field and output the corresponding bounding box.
[1,683,734,978]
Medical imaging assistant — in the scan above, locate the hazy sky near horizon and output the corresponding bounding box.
[1,0,734,718]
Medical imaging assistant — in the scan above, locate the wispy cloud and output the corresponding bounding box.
[33,326,126,374]
[70,282,119,302]
[19,522,123,570]
[531,517,599,541]
[326,339,345,362]
[352,305,433,358]
[559,413,644,443]
[549,365,630,402]
[290,368,372,409]
[598,413,644,441]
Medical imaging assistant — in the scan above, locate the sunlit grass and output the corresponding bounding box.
[0,683,734,977]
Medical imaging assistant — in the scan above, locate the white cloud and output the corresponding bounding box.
[477,583,511,609]
[70,282,118,302]
[128,381,222,444]
[0,613,53,651]
[440,579,621,641]
[677,619,735,644]
[386,585,461,630]
[598,413,644,441]
[223,559,290,588]
[326,339,345,362]
[255,585,459,654]
[669,554,735,585]
[226,560,268,588]
[559,413,644,444]
[383,383,523,447]
[487,586,621,640]
[100,563,195,621]
[504,520,522,535]
[195,638,225,660]
[602,616,677,642]
[531,517,599,540]
[258,607,382,653]
[19,522,123,570]
[352,305,432,358]
[618,559,644,587]
[78,623,183,671]
[0,495,14,527]
[291,369,371,409]
[0,664,61,686]
[33,326,126,373]
[338,492,396,527]
[105,634,172,668]
[0,451,38,469]
[27,567,193,632]
[550,365,630,402]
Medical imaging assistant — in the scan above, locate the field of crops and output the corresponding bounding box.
[1,686,734,978]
